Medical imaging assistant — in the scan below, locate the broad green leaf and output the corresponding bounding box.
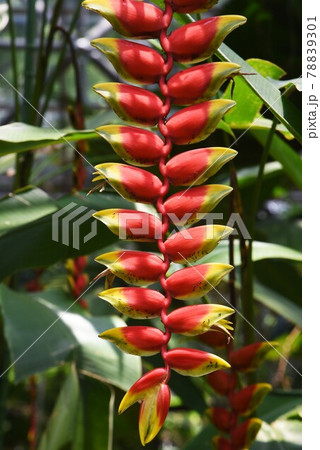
[251,129,302,189]
[223,58,286,129]
[198,241,302,266]
[0,285,141,387]
[0,285,75,379]
[0,188,132,280]
[38,367,81,450]
[257,391,302,423]
[216,44,302,142]
[234,161,283,189]
[0,187,57,237]
[252,418,302,449]
[270,78,302,92]
[72,376,112,450]
[251,118,294,140]
[254,281,302,327]
[0,122,97,155]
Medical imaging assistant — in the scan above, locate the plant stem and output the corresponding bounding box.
[39,2,82,120]
[31,0,63,124]
[6,0,19,121]
[14,0,37,189]
[242,118,278,347]
[107,385,115,450]
[22,0,37,123]
[249,118,278,236]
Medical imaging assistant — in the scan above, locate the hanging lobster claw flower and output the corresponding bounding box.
[166,148,237,186]
[208,407,236,432]
[164,185,233,226]
[166,100,235,145]
[212,436,232,450]
[96,125,164,167]
[91,38,165,84]
[168,62,240,105]
[99,326,165,355]
[95,250,163,286]
[167,263,233,300]
[98,287,165,319]
[119,369,170,445]
[93,209,162,241]
[82,0,164,38]
[230,418,262,448]
[139,383,170,446]
[207,370,237,396]
[230,342,277,372]
[93,83,163,126]
[169,0,218,13]
[168,16,247,64]
[94,163,162,203]
[229,383,272,416]
[166,348,230,376]
[164,225,233,263]
[167,304,234,336]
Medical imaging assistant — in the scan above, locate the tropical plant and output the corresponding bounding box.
[0,0,301,448]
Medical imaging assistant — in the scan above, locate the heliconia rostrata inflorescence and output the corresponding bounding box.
[82,0,246,445]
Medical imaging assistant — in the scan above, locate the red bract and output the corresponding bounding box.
[166,148,237,186]
[168,16,246,63]
[92,38,165,84]
[94,83,163,125]
[96,125,164,167]
[164,185,233,226]
[166,348,230,376]
[166,100,235,144]
[164,225,233,263]
[230,342,276,372]
[230,418,262,448]
[83,0,164,38]
[94,209,162,241]
[99,326,166,356]
[98,287,165,318]
[209,407,236,432]
[207,370,238,396]
[85,0,246,444]
[94,163,162,203]
[169,0,218,14]
[168,62,240,105]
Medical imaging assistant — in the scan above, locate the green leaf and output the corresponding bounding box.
[270,78,302,92]
[38,366,81,450]
[258,391,302,423]
[216,44,302,142]
[0,285,141,388]
[250,118,295,140]
[254,281,302,327]
[223,58,286,129]
[0,187,57,237]
[252,418,302,449]
[198,241,302,266]
[0,187,132,280]
[251,129,302,189]
[72,375,112,450]
[0,122,97,155]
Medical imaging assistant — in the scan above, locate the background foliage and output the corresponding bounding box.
[0,0,301,448]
